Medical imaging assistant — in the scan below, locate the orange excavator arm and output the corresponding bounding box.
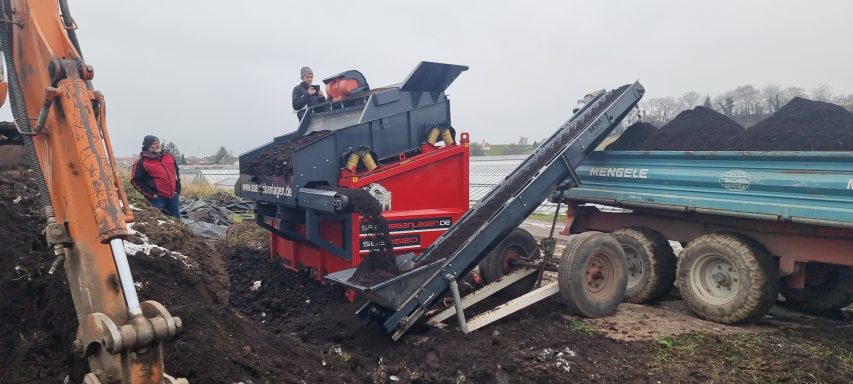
[0,1,185,383]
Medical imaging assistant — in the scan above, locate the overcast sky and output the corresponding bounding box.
[2,0,851,157]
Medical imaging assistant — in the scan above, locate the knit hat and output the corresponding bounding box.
[300,67,313,80]
[142,135,159,151]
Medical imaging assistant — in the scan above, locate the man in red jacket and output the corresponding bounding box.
[131,135,182,217]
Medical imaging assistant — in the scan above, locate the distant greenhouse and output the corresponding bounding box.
[185,166,239,190]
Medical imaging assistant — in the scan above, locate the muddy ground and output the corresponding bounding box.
[1,167,851,384]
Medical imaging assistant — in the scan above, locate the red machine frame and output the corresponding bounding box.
[269,133,471,282]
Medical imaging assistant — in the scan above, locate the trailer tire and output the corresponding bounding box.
[677,233,779,324]
[611,228,676,304]
[479,228,540,298]
[781,265,853,313]
[558,232,627,318]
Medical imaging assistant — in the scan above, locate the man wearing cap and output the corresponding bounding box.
[292,66,326,120]
[131,135,182,217]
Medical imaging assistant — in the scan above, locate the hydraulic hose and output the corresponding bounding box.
[57,0,83,58]
[0,0,56,219]
[57,0,93,90]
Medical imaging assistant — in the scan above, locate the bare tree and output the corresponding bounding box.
[642,97,682,123]
[679,91,703,109]
[811,84,832,102]
[761,84,783,112]
[714,94,735,116]
[832,93,853,106]
[730,85,761,114]
[661,96,681,121]
[780,86,807,106]
[212,146,231,165]
[163,141,181,156]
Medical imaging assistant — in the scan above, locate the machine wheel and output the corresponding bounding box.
[558,231,627,318]
[677,233,779,324]
[479,228,541,298]
[611,228,676,304]
[782,264,853,313]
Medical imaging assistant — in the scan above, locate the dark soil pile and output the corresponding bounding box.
[225,245,660,383]
[0,169,328,384]
[606,98,853,151]
[605,122,658,150]
[128,206,231,305]
[127,241,319,383]
[0,167,88,383]
[121,206,354,383]
[337,188,399,286]
[247,130,331,175]
[637,107,744,150]
[726,97,853,151]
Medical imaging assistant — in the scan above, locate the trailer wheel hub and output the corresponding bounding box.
[691,254,740,304]
[586,255,616,295]
[712,271,732,286]
[501,246,525,274]
[624,246,645,286]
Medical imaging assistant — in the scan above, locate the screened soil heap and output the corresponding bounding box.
[247,130,331,175]
[726,97,853,151]
[605,122,658,150]
[636,106,744,150]
[606,98,853,151]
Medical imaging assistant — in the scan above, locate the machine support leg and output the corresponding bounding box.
[537,190,564,287]
[109,238,142,316]
[447,275,469,334]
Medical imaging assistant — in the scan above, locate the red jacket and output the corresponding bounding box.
[131,152,181,200]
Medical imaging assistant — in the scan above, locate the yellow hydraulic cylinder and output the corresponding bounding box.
[441,129,455,145]
[361,152,378,171]
[345,152,360,171]
[427,127,441,144]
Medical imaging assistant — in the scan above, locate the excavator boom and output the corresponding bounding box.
[0,1,184,383]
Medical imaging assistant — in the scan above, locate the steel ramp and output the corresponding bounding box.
[427,268,561,334]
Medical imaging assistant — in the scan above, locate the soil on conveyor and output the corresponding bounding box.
[2,166,852,383]
[635,106,744,150]
[337,188,400,286]
[247,130,331,175]
[605,122,658,150]
[725,97,853,151]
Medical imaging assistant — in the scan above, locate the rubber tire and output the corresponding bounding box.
[478,228,541,298]
[558,231,628,318]
[677,233,779,324]
[611,228,677,304]
[781,265,853,313]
